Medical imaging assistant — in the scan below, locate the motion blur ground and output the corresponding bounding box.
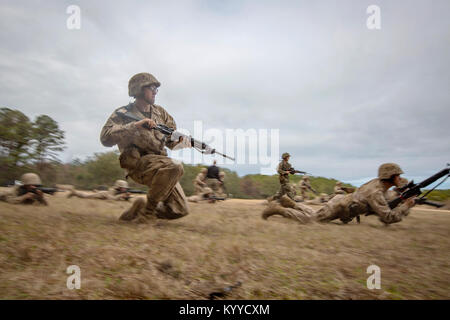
[0,190,449,299]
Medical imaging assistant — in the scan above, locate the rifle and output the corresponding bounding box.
[114,188,146,201]
[16,186,50,205]
[288,168,308,175]
[199,195,226,201]
[36,187,63,195]
[127,189,147,194]
[387,166,450,210]
[117,111,235,161]
[414,198,444,208]
[17,185,61,196]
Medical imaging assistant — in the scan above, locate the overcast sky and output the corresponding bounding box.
[1,0,449,187]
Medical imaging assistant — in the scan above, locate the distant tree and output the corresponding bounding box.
[84,151,126,187]
[0,108,34,183]
[32,115,65,166]
[240,177,260,198]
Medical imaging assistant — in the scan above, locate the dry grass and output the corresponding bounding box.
[0,190,449,300]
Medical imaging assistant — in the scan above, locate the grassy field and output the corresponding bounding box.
[0,190,449,300]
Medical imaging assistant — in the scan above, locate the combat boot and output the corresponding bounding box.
[132,198,158,224]
[262,203,289,220]
[119,197,146,221]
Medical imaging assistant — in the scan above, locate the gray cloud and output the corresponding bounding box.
[0,0,449,187]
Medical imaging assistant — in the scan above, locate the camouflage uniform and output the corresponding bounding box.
[68,188,130,201]
[297,176,312,200]
[68,180,131,201]
[101,73,189,221]
[0,173,47,205]
[216,171,227,198]
[304,193,330,205]
[314,178,411,224]
[264,164,414,225]
[206,178,221,196]
[333,182,346,195]
[0,186,45,205]
[187,187,214,203]
[262,195,315,223]
[193,169,207,194]
[271,154,295,200]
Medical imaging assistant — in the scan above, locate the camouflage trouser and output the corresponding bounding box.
[262,198,315,224]
[312,195,347,222]
[128,154,189,219]
[313,206,339,222]
[300,188,308,200]
[206,178,221,195]
[70,190,109,200]
[194,182,206,195]
[273,182,295,200]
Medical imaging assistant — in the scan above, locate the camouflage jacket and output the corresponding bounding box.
[193,173,207,186]
[350,178,411,224]
[334,185,346,195]
[98,188,131,201]
[0,186,45,205]
[100,103,181,171]
[299,179,312,190]
[277,160,292,183]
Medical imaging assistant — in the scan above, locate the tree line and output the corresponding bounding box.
[2,108,447,200]
[0,108,65,184]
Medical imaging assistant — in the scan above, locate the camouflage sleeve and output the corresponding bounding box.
[5,193,30,204]
[277,162,285,175]
[111,193,128,201]
[103,189,124,201]
[194,174,205,185]
[100,111,140,147]
[334,186,345,194]
[367,191,410,224]
[160,108,182,150]
[0,188,24,204]
[0,190,9,202]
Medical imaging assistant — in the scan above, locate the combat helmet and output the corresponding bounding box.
[201,168,208,174]
[219,171,225,177]
[282,152,290,159]
[378,163,404,180]
[128,73,161,97]
[302,175,309,180]
[21,173,42,186]
[114,180,129,189]
[336,181,342,186]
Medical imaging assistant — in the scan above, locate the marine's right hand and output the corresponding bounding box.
[135,118,156,129]
[405,197,416,208]
[24,192,37,200]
